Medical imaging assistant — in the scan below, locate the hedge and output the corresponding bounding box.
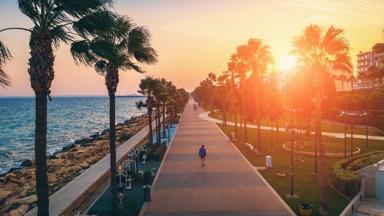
[331,151,384,197]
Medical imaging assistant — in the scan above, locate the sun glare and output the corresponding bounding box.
[278,55,297,72]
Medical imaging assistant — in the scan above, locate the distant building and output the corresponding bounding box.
[354,43,384,90]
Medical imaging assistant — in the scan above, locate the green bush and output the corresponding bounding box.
[331,151,384,197]
[148,144,167,161]
[121,200,137,216]
[143,170,152,184]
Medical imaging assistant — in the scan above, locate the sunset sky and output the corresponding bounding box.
[0,0,383,96]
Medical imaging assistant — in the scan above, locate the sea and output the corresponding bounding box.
[0,96,146,175]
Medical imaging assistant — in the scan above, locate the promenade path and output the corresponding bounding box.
[144,101,294,216]
[199,112,384,141]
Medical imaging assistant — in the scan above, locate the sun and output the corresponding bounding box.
[278,55,297,72]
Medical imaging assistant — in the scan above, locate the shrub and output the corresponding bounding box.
[121,200,137,216]
[143,170,152,184]
[331,151,384,197]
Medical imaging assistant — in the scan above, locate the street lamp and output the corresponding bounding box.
[340,111,368,157]
[285,110,299,199]
[363,112,369,148]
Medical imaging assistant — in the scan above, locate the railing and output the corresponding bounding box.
[26,120,157,216]
[339,178,366,216]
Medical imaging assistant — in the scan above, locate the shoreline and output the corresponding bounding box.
[0,114,149,216]
[0,113,146,177]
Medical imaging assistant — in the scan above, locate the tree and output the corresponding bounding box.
[226,60,240,137]
[71,15,157,215]
[207,72,217,113]
[338,74,347,91]
[242,39,273,150]
[228,52,249,142]
[217,74,229,125]
[0,1,114,214]
[0,40,11,87]
[138,77,158,145]
[292,24,352,215]
[264,72,283,150]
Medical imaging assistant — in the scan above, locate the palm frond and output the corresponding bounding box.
[55,0,114,18]
[322,26,349,55]
[128,26,157,64]
[71,40,97,65]
[90,39,119,62]
[121,59,144,73]
[0,39,11,87]
[18,0,40,26]
[51,26,73,47]
[0,40,11,64]
[0,67,10,87]
[95,60,107,76]
[72,10,117,38]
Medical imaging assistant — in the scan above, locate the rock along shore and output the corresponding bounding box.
[0,114,148,216]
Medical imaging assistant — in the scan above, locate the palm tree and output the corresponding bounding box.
[338,74,347,91]
[152,78,166,145]
[229,52,249,142]
[0,1,113,215]
[292,25,352,215]
[217,74,229,125]
[244,39,273,151]
[207,72,217,113]
[71,15,157,215]
[227,60,239,137]
[160,78,170,138]
[138,77,158,145]
[0,40,11,87]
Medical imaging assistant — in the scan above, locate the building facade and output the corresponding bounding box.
[354,43,384,90]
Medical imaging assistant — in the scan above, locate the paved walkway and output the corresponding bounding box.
[144,101,294,216]
[199,112,384,141]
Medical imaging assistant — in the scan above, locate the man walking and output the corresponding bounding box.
[198,145,207,167]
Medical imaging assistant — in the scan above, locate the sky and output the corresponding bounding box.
[0,0,383,96]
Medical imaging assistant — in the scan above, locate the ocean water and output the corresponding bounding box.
[0,96,146,174]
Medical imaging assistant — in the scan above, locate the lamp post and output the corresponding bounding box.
[285,108,298,199]
[340,111,368,157]
[340,112,347,159]
[363,112,368,148]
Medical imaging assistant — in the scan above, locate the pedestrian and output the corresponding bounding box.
[198,144,207,167]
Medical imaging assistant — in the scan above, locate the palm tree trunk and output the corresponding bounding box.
[108,90,119,215]
[35,91,49,216]
[256,82,261,150]
[241,81,247,142]
[157,105,161,145]
[270,121,274,150]
[29,33,54,216]
[155,110,158,143]
[257,118,261,150]
[234,107,238,137]
[148,110,153,145]
[222,104,226,125]
[316,88,329,216]
[162,104,166,138]
[276,121,279,148]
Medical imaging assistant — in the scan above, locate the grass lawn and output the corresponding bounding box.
[218,123,384,216]
[211,111,384,136]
